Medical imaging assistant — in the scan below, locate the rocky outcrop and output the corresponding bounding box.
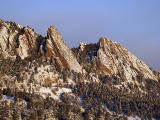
[43,26,82,73]
[0,19,157,77]
[0,19,43,59]
[0,20,82,73]
[79,42,86,52]
[96,37,158,81]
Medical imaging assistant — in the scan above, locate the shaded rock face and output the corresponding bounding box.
[43,26,82,73]
[0,19,43,59]
[96,37,157,81]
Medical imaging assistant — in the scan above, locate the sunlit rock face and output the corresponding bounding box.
[79,42,86,52]
[0,19,157,77]
[0,19,43,60]
[0,20,81,73]
[43,26,82,73]
[96,37,158,81]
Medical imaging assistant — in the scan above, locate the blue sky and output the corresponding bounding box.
[0,0,160,71]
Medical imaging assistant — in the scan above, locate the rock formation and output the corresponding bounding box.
[42,26,82,73]
[0,19,157,79]
[79,42,86,52]
[0,19,160,120]
[0,20,82,73]
[0,19,43,60]
[96,37,157,81]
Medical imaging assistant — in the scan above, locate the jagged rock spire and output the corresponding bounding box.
[44,25,82,73]
[0,20,82,73]
[0,19,43,59]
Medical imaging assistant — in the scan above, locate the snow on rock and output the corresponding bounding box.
[103,104,113,115]
[39,87,72,100]
[128,116,141,120]
[89,73,99,82]
[33,65,58,83]
[103,104,141,120]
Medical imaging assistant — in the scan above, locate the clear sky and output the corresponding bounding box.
[0,0,160,71]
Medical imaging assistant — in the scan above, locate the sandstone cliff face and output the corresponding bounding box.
[0,19,82,73]
[96,37,157,81]
[43,26,82,73]
[0,19,42,59]
[0,19,158,77]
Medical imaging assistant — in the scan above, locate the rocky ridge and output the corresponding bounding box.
[96,37,157,81]
[0,19,160,119]
[0,19,43,60]
[0,19,82,73]
[0,19,157,81]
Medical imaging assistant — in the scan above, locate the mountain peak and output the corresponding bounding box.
[97,37,157,81]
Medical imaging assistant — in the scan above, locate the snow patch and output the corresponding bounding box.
[128,116,141,120]
[3,95,15,101]
[39,87,72,100]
